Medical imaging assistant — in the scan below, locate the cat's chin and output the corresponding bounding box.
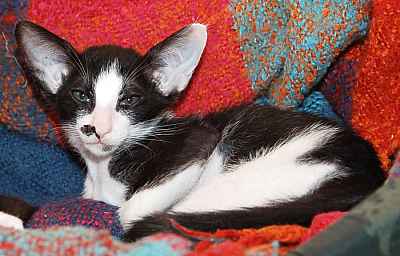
[83,143,116,158]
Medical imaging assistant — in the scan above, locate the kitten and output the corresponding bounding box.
[0,21,385,241]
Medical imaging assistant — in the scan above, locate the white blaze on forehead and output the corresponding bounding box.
[94,60,123,108]
[92,60,123,137]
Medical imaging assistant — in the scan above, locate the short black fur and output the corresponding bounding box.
[0,195,37,223]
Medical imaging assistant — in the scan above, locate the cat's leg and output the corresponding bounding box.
[120,148,225,241]
[0,195,37,229]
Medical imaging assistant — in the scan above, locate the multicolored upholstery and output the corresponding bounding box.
[1,0,399,254]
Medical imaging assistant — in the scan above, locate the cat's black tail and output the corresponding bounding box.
[123,201,348,242]
[123,170,385,242]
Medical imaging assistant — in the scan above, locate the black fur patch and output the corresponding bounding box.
[0,196,36,223]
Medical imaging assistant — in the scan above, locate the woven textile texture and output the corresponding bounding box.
[231,0,370,107]
[1,0,398,255]
[0,126,83,206]
[1,0,59,142]
[2,204,344,256]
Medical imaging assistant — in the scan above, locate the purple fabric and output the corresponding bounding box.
[26,198,124,239]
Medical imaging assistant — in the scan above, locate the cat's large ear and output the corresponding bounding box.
[144,24,207,96]
[15,21,77,95]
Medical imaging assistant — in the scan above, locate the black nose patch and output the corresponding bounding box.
[81,125,100,139]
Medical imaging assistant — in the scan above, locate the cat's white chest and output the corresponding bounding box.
[82,155,126,206]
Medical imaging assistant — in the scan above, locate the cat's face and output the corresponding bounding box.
[54,47,169,157]
[15,21,207,158]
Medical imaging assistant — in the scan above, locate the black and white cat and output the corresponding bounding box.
[0,21,385,241]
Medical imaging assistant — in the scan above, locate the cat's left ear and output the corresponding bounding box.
[15,21,78,95]
[144,24,207,96]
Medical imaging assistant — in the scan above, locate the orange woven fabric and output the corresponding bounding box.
[181,211,344,255]
[180,224,308,256]
[346,0,399,169]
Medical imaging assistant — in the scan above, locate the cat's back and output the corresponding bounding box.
[171,104,385,216]
[202,103,384,184]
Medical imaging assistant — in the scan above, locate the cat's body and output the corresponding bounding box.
[93,104,384,241]
[0,21,385,242]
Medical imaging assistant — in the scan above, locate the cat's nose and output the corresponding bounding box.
[92,120,112,140]
[95,125,112,140]
[92,109,112,140]
[80,124,110,140]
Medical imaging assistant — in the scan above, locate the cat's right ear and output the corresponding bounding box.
[143,24,207,97]
[15,21,77,96]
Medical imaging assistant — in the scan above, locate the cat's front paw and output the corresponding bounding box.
[0,212,24,230]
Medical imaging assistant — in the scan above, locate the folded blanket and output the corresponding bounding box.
[0,126,83,206]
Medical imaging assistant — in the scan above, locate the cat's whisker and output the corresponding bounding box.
[118,138,155,155]
[124,61,152,85]
[64,49,89,83]
[123,54,149,84]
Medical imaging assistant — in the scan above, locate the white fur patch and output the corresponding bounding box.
[37,62,69,93]
[94,61,123,109]
[195,147,225,186]
[82,155,126,206]
[172,124,343,213]
[0,212,24,230]
[92,60,123,138]
[73,117,162,207]
[118,162,204,229]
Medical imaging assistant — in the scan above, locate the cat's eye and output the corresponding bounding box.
[71,89,91,104]
[119,95,142,108]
